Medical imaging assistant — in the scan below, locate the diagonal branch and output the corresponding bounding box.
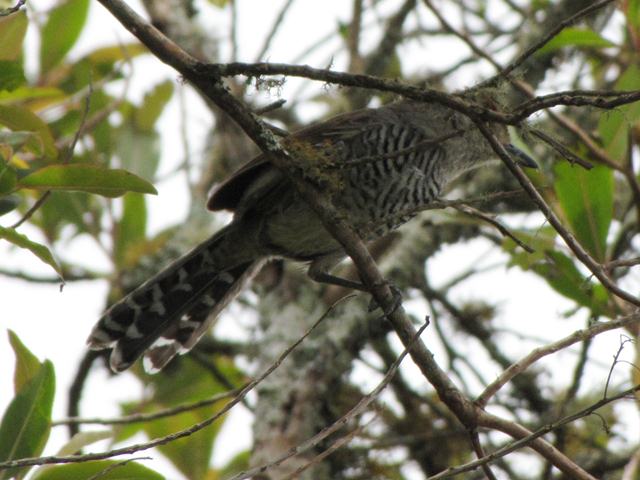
[475,122,640,309]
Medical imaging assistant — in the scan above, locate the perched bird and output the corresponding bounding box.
[87,97,536,372]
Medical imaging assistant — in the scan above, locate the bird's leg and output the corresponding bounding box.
[307,254,403,315]
[307,254,369,291]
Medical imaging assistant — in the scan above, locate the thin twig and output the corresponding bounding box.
[0,268,101,283]
[0,0,26,16]
[469,432,499,480]
[213,61,640,125]
[603,335,634,398]
[483,0,617,86]
[254,98,287,115]
[422,0,501,71]
[254,0,296,62]
[451,203,534,253]
[229,0,238,61]
[86,457,152,480]
[477,313,640,407]
[528,128,593,170]
[606,257,640,270]
[347,0,363,73]
[9,191,52,230]
[281,416,373,480]
[53,389,240,426]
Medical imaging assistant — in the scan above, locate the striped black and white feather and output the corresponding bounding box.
[88,225,263,372]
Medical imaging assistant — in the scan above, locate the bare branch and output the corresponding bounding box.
[53,390,240,426]
[477,313,640,407]
[0,0,25,16]
[434,386,640,480]
[451,203,534,253]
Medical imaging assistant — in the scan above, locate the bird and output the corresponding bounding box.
[87,96,536,373]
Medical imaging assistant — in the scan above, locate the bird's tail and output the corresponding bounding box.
[87,224,264,373]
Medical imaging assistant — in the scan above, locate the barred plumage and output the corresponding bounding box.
[87,98,534,372]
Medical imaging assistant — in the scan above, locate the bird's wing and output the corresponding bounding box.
[207,156,272,211]
[207,106,394,212]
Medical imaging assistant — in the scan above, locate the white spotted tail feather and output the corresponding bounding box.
[87,224,263,373]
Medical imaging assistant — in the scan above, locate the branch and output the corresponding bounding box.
[475,123,640,309]
[431,385,640,479]
[54,390,240,426]
[477,313,640,407]
[94,0,640,128]
[0,0,25,16]
[511,90,640,122]
[450,203,534,253]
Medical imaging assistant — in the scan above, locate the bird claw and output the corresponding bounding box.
[367,283,403,317]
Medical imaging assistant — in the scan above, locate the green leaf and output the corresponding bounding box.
[0,60,26,91]
[0,105,57,159]
[30,460,164,480]
[0,160,18,194]
[18,164,158,197]
[503,231,610,315]
[554,162,613,261]
[8,330,42,393]
[627,0,640,35]
[114,193,147,267]
[0,226,62,277]
[0,86,64,103]
[537,27,616,54]
[0,10,27,61]
[598,65,640,162]
[0,361,55,480]
[83,43,147,65]
[541,250,594,308]
[135,80,174,132]
[206,0,230,7]
[40,0,90,74]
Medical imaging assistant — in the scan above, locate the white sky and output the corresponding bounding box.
[1,1,638,478]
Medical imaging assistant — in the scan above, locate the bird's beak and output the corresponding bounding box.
[504,144,538,169]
